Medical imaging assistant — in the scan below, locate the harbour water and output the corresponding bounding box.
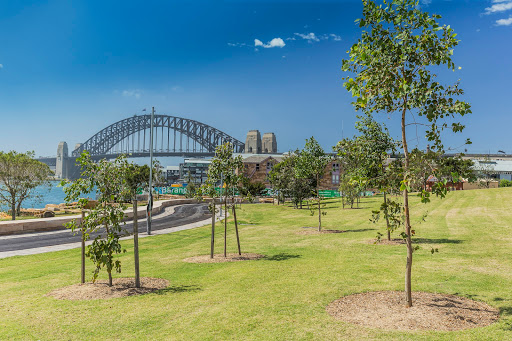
[1,181,96,211]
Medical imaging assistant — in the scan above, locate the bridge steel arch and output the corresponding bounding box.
[71,114,245,158]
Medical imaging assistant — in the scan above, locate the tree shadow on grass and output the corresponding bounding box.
[344,228,376,233]
[414,238,463,244]
[154,285,202,295]
[265,253,301,261]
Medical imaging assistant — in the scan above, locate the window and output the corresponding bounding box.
[332,174,340,185]
[256,164,260,171]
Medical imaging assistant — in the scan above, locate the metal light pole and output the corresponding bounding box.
[147,107,155,235]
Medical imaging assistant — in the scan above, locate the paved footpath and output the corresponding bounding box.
[0,203,223,259]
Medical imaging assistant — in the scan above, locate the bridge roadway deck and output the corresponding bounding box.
[0,203,214,258]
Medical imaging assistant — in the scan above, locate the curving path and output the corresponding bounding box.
[0,204,214,259]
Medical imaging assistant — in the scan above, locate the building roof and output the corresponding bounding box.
[241,155,284,164]
[183,158,211,164]
[472,160,512,173]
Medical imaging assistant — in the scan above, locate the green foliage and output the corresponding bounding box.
[125,163,151,198]
[238,178,266,197]
[184,173,198,199]
[62,152,129,284]
[295,137,331,183]
[372,198,403,241]
[295,137,331,229]
[500,179,512,188]
[342,0,472,153]
[334,114,398,212]
[268,154,314,208]
[204,142,244,199]
[0,151,53,220]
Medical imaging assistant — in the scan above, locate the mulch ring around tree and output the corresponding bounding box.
[296,227,347,235]
[183,253,265,263]
[368,238,406,245]
[326,291,499,331]
[47,277,169,300]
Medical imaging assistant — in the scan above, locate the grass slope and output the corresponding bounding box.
[1,189,512,340]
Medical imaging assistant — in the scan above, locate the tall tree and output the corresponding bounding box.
[296,137,331,231]
[268,154,313,208]
[335,115,399,238]
[63,152,128,286]
[202,142,244,257]
[342,0,471,306]
[0,151,52,220]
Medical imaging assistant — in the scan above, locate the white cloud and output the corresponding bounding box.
[254,37,285,48]
[294,32,320,42]
[330,34,342,41]
[485,2,512,14]
[492,0,511,3]
[0,64,3,69]
[421,0,432,5]
[496,16,512,25]
[122,90,142,99]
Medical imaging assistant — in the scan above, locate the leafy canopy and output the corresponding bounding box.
[342,0,471,153]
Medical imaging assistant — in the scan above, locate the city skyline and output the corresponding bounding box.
[0,0,511,159]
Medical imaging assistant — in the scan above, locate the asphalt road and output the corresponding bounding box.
[0,204,211,253]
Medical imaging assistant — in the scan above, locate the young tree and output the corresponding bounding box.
[202,142,244,257]
[124,163,151,288]
[342,0,471,306]
[268,154,313,208]
[196,176,220,259]
[296,137,331,231]
[63,152,128,286]
[0,151,52,220]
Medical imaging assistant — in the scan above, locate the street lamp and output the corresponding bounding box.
[147,107,155,235]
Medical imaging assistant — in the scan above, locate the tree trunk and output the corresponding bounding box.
[11,203,15,221]
[104,216,113,287]
[384,192,391,241]
[233,206,241,255]
[317,176,321,232]
[81,210,86,284]
[401,97,413,308]
[224,196,227,257]
[211,203,215,259]
[16,202,21,217]
[133,199,140,288]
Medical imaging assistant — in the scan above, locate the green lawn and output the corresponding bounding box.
[1,188,512,340]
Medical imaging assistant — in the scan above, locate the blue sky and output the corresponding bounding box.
[0,0,511,163]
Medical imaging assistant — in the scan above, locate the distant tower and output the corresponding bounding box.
[262,133,277,154]
[56,142,69,179]
[74,143,83,152]
[245,130,262,154]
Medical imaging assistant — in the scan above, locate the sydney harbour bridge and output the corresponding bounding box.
[38,114,246,179]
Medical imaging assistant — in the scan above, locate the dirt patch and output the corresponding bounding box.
[297,228,346,235]
[47,277,169,300]
[368,238,406,245]
[326,291,499,331]
[183,253,265,263]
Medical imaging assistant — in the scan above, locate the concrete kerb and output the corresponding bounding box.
[0,198,218,236]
